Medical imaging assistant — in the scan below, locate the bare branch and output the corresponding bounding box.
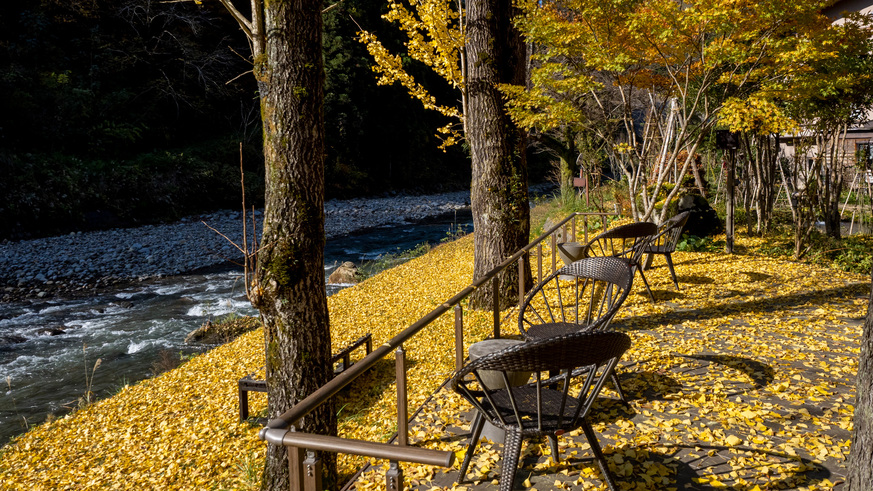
[216,0,253,40]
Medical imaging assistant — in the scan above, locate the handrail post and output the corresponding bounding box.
[387,461,403,491]
[238,383,249,422]
[492,276,500,339]
[303,450,323,491]
[288,444,305,491]
[454,305,464,371]
[572,215,577,242]
[517,256,525,307]
[584,215,590,243]
[395,345,408,447]
[537,244,543,284]
[550,233,557,274]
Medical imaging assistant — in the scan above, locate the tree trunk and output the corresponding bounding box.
[466,0,532,310]
[253,0,336,488]
[847,267,873,489]
[559,148,575,205]
[538,131,576,205]
[725,149,736,254]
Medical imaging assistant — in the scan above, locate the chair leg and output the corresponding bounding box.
[610,372,627,403]
[581,419,618,491]
[664,253,680,290]
[547,434,560,463]
[499,429,523,491]
[634,266,656,303]
[458,411,485,483]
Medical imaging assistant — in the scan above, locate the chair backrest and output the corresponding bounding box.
[519,256,633,338]
[451,331,632,433]
[583,221,658,265]
[650,211,690,252]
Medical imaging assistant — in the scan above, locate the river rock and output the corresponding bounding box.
[328,262,360,285]
[35,327,65,336]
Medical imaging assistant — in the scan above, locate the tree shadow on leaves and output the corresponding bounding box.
[677,274,716,285]
[678,353,775,390]
[741,271,774,282]
[647,443,832,490]
[512,443,832,491]
[618,370,683,402]
[617,282,870,332]
[649,289,683,301]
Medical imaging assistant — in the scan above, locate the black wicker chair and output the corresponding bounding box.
[644,211,690,290]
[452,331,632,491]
[581,221,658,302]
[519,256,633,403]
[519,256,633,340]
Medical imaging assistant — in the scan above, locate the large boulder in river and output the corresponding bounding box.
[674,193,722,237]
[328,262,360,285]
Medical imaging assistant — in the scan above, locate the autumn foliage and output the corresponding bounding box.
[0,228,868,489]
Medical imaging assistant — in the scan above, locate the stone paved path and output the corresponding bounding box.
[350,261,869,490]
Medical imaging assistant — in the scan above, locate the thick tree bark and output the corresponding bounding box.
[466,0,532,310]
[847,267,873,489]
[252,0,336,489]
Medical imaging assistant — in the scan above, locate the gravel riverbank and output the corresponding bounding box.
[0,190,472,302]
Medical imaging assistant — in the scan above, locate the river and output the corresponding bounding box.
[0,211,472,445]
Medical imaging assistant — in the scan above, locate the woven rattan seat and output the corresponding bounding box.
[451,331,632,491]
[644,211,690,290]
[581,221,657,302]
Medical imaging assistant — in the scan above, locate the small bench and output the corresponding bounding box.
[238,333,373,421]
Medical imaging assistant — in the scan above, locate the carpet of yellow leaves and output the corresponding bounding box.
[354,234,869,490]
[0,231,868,490]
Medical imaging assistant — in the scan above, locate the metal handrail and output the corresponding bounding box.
[258,210,620,488]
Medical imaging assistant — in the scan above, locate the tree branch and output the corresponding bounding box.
[216,0,253,41]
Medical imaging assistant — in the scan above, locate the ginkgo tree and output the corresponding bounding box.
[503,0,835,228]
[357,0,466,149]
[360,0,531,308]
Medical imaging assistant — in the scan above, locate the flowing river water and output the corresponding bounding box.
[0,212,472,445]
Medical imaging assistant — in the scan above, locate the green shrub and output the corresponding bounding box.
[677,235,724,253]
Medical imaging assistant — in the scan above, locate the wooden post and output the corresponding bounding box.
[288,444,305,491]
[303,450,323,491]
[454,305,464,371]
[572,215,577,242]
[550,233,557,274]
[386,461,403,491]
[395,346,408,446]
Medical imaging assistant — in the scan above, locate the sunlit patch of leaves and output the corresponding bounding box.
[0,232,868,490]
[349,234,867,490]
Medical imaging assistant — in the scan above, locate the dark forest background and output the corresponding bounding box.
[0,0,477,240]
